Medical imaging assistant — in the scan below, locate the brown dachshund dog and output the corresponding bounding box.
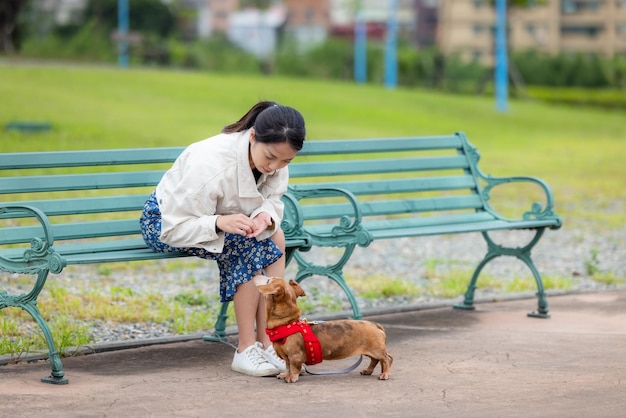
[254,275,393,383]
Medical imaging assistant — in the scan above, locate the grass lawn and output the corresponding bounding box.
[1,62,624,229]
[1,62,624,356]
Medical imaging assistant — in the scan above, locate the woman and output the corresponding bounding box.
[140,101,306,376]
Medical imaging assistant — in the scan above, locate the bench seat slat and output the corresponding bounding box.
[2,237,310,264]
[305,216,557,239]
[365,219,559,239]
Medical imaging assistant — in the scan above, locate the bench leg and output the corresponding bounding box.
[203,301,229,342]
[453,229,550,318]
[295,270,362,320]
[453,252,498,313]
[293,245,362,320]
[20,301,69,384]
[1,269,68,384]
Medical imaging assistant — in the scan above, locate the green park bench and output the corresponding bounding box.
[0,132,562,385]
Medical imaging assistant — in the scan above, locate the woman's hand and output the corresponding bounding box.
[216,214,256,236]
[247,212,274,238]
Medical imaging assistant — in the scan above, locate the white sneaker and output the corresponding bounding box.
[231,342,281,377]
[263,344,287,372]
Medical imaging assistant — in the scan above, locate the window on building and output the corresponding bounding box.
[587,0,601,10]
[472,0,486,9]
[619,0,626,9]
[618,24,626,38]
[473,23,484,35]
[561,25,603,38]
[562,0,578,13]
[562,0,604,13]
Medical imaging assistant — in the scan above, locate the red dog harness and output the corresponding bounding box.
[266,320,323,365]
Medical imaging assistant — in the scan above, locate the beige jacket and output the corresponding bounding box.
[155,128,287,253]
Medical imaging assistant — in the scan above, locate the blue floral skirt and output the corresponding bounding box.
[140,191,283,302]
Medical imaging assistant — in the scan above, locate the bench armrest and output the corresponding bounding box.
[0,205,66,274]
[287,186,373,247]
[478,173,562,228]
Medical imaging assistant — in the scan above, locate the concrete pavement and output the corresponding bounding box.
[2,291,626,417]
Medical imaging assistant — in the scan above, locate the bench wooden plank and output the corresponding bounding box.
[0,171,164,194]
[297,135,463,155]
[290,176,477,195]
[0,148,183,169]
[289,156,470,178]
[2,219,141,245]
[0,195,148,217]
[299,195,484,220]
[2,237,309,264]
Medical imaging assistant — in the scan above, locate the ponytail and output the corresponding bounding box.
[222,100,306,151]
[222,101,277,134]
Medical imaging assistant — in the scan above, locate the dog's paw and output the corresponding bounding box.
[378,373,390,380]
[284,373,300,383]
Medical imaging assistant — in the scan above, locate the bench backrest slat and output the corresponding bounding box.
[0,195,148,217]
[289,156,469,178]
[300,195,484,220]
[290,175,477,195]
[3,219,140,245]
[0,148,183,169]
[297,135,463,155]
[0,171,165,194]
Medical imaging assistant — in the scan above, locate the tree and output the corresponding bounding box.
[0,0,27,53]
[83,0,176,39]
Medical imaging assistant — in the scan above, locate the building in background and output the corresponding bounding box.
[438,0,626,64]
[282,0,330,49]
[29,0,626,63]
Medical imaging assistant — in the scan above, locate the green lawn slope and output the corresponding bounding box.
[1,63,624,230]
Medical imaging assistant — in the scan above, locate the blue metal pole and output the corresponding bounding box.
[384,0,398,89]
[495,0,508,111]
[118,0,129,69]
[354,0,367,84]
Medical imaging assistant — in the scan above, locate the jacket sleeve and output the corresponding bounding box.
[157,173,225,253]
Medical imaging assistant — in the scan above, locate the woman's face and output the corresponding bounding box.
[249,130,298,174]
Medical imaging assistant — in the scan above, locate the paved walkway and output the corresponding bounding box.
[2,291,626,417]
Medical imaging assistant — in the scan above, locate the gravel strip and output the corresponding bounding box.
[2,226,625,344]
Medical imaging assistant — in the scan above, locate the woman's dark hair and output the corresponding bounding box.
[222,101,306,151]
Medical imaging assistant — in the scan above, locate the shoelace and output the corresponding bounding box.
[262,346,286,369]
[247,343,272,366]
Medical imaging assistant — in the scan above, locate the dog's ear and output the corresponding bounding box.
[289,280,306,298]
[258,282,285,296]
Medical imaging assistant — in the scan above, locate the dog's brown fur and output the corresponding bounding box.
[254,275,393,383]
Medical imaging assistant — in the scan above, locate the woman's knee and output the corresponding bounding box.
[271,227,285,251]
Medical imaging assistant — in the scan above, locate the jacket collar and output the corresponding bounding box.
[237,128,266,197]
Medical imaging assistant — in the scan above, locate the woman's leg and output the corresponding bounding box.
[233,279,262,351]
[255,228,286,347]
